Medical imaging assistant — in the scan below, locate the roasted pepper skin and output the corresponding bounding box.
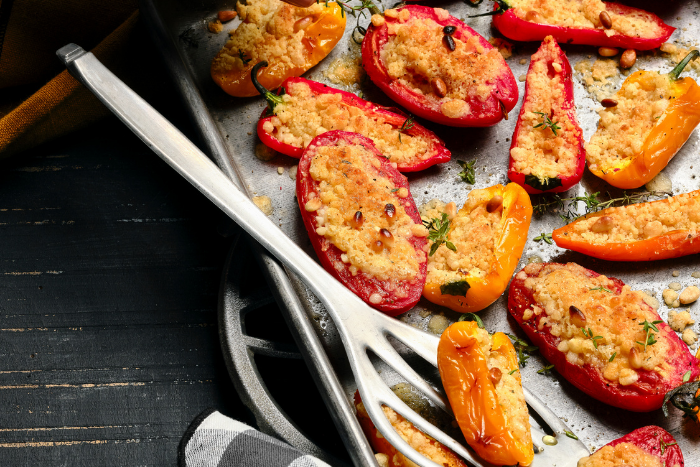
[438,321,534,466]
[592,426,684,467]
[256,78,451,172]
[508,262,700,412]
[423,183,532,313]
[211,2,345,97]
[587,72,700,189]
[362,5,518,127]
[492,2,674,50]
[552,190,700,261]
[296,131,427,315]
[508,37,584,194]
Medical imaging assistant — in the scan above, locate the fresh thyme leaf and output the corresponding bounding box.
[589,286,613,293]
[506,334,538,367]
[684,370,692,383]
[638,319,662,351]
[238,49,252,64]
[581,328,604,349]
[508,369,517,375]
[660,440,678,455]
[390,188,400,192]
[533,232,553,244]
[423,213,454,256]
[440,280,470,297]
[533,111,561,136]
[537,364,555,375]
[458,312,484,328]
[456,160,476,184]
[398,116,415,143]
[565,431,579,440]
[609,352,617,362]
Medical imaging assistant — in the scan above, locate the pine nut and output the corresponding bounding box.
[599,11,612,29]
[431,78,447,98]
[620,49,636,69]
[598,47,619,57]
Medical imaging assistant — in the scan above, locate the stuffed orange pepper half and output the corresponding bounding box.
[211,0,345,97]
[553,190,700,261]
[586,50,700,189]
[438,321,533,466]
[420,183,532,313]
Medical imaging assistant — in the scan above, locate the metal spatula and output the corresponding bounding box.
[57,43,590,467]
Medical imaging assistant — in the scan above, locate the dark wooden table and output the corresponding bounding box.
[0,113,249,465]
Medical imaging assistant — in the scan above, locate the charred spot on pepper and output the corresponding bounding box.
[440,280,470,297]
[524,174,563,192]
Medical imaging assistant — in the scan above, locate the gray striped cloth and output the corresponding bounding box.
[179,409,332,467]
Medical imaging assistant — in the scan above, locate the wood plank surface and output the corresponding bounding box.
[0,117,247,466]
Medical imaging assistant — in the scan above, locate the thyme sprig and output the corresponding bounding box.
[322,0,381,19]
[581,327,603,349]
[398,116,415,143]
[457,160,476,184]
[589,286,612,293]
[636,319,663,351]
[507,334,538,367]
[533,232,553,244]
[532,190,671,223]
[537,364,555,375]
[533,111,561,136]
[423,213,456,256]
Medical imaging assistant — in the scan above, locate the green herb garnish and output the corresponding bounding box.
[663,381,700,421]
[565,431,579,440]
[533,232,553,244]
[507,334,538,367]
[533,111,561,136]
[398,116,415,143]
[589,286,613,293]
[423,213,456,256]
[636,319,662,351]
[457,160,476,184]
[441,280,470,297]
[609,352,617,362]
[532,191,670,223]
[537,364,555,375]
[684,370,692,383]
[581,328,603,349]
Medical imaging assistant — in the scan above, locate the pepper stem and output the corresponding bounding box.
[251,61,284,114]
[468,0,509,18]
[669,50,700,81]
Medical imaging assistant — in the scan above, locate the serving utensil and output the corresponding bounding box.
[57,43,589,467]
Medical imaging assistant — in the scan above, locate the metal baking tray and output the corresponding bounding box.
[140,0,700,464]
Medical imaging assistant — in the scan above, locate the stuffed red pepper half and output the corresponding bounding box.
[252,66,450,172]
[489,0,674,50]
[508,262,700,412]
[578,426,684,467]
[362,6,518,127]
[296,130,428,315]
[508,36,584,193]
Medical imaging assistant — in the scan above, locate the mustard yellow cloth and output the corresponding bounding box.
[0,1,160,157]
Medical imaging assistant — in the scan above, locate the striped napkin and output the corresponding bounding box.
[179,409,332,467]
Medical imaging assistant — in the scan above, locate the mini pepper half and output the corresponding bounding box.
[250,64,451,172]
[438,321,533,466]
[508,36,585,194]
[421,183,532,313]
[210,0,345,97]
[484,0,674,50]
[362,5,518,127]
[586,50,700,189]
